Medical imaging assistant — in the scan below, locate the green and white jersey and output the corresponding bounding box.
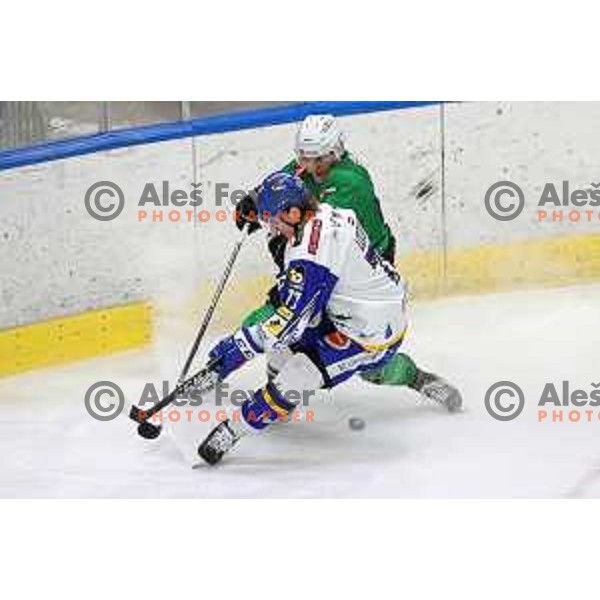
[282,152,394,258]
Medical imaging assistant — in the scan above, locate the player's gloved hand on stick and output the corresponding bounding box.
[235,193,261,234]
[267,234,287,271]
[208,328,262,380]
[266,283,281,307]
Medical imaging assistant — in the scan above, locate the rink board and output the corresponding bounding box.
[0,302,152,377]
[1,231,598,377]
[1,101,600,377]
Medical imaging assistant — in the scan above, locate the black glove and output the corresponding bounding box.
[235,193,261,234]
[266,284,281,307]
[268,234,287,272]
[382,233,396,264]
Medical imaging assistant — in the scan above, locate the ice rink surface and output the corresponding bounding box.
[2,283,599,498]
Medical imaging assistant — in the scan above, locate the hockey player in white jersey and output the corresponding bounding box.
[197,172,462,465]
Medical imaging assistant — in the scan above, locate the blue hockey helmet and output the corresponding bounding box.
[256,171,310,220]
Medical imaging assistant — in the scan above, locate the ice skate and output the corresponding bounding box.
[412,369,463,412]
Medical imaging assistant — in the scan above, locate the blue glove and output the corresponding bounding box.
[208,328,262,381]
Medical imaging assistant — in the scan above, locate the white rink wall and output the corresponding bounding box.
[1,101,600,331]
[444,102,600,247]
[1,139,196,328]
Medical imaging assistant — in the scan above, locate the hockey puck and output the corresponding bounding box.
[348,417,365,431]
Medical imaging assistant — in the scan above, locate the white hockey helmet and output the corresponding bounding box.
[295,114,345,160]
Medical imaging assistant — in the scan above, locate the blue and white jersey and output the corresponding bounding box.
[257,204,407,352]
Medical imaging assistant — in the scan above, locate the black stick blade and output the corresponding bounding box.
[129,404,148,423]
[137,421,162,440]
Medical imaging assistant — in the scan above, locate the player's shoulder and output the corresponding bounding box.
[280,159,299,175]
[288,205,354,264]
[328,153,373,189]
[314,203,357,233]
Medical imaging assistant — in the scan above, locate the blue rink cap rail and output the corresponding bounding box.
[0,101,440,171]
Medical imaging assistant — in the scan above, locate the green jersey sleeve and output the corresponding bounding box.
[277,156,394,259]
[324,165,393,257]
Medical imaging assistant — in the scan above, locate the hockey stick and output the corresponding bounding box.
[179,229,249,383]
[129,229,250,439]
[129,359,220,439]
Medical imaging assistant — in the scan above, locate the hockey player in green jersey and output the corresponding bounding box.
[234,114,460,411]
[245,114,395,268]
[280,116,395,263]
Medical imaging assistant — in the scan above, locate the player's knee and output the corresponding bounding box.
[274,352,324,392]
[266,347,294,380]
